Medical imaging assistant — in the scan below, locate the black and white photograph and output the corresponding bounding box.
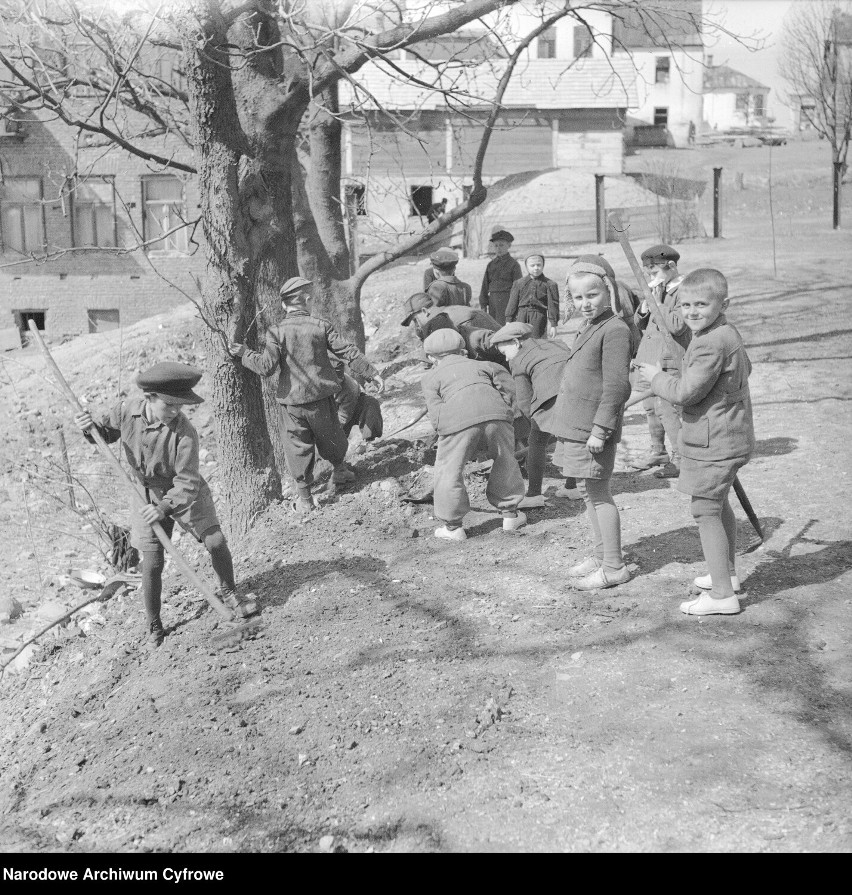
[0,0,850,857]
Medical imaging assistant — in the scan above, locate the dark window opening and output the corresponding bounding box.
[409,186,433,217]
[753,94,765,118]
[573,26,592,58]
[88,309,120,333]
[15,309,45,335]
[345,184,367,216]
[655,56,670,84]
[538,28,557,59]
[653,107,669,126]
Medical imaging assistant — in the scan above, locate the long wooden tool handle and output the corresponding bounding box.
[27,321,233,620]
[607,211,681,361]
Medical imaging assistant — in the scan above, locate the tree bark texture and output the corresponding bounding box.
[180,9,282,536]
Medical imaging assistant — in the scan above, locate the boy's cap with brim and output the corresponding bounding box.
[279,276,313,297]
[401,292,432,326]
[423,329,465,355]
[490,229,514,243]
[430,248,458,266]
[641,244,680,264]
[137,362,204,405]
[490,322,534,344]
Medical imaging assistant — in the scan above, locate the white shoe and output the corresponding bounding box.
[502,511,527,532]
[568,556,601,577]
[553,486,582,499]
[694,573,741,592]
[435,526,467,541]
[680,593,741,615]
[518,495,546,509]
[572,565,632,591]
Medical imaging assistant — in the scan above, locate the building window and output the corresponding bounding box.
[735,93,748,114]
[88,309,120,333]
[72,176,117,248]
[655,56,671,84]
[14,309,46,335]
[538,27,557,59]
[653,107,669,126]
[142,175,188,253]
[409,185,433,217]
[1,178,45,254]
[345,184,367,216]
[573,26,592,58]
[753,94,765,118]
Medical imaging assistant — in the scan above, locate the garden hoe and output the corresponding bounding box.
[607,213,764,544]
[27,321,262,650]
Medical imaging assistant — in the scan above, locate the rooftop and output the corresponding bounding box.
[340,57,638,112]
[703,64,769,93]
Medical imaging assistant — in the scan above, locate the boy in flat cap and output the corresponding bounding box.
[491,322,570,509]
[478,229,522,326]
[421,329,526,540]
[402,294,505,365]
[74,362,253,646]
[230,277,383,513]
[426,249,472,308]
[632,243,688,478]
[505,254,560,339]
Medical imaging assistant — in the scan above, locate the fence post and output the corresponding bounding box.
[595,174,606,243]
[833,161,842,230]
[713,166,722,238]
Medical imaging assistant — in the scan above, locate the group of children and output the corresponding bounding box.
[73,233,755,647]
[411,230,755,616]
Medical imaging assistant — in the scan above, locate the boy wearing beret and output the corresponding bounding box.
[230,277,384,513]
[421,329,526,540]
[74,363,254,646]
[478,229,522,326]
[491,322,570,509]
[426,249,472,307]
[632,243,689,478]
[636,269,755,615]
[505,254,560,339]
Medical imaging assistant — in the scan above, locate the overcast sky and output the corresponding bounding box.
[704,0,796,123]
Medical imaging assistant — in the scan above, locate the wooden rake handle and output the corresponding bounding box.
[27,321,233,621]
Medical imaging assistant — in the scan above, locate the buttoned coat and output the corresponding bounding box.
[241,310,377,405]
[421,354,516,436]
[505,275,560,326]
[634,277,690,370]
[508,338,570,420]
[551,310,632,442]
[478,254,522,308]
[652,315,755,461]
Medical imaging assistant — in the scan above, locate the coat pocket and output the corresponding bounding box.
[681,415,709,448]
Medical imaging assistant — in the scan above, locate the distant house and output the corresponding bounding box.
[703,64,770,130]
[611,0,705,148]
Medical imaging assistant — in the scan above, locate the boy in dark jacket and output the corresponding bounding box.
[426,249,472,307]
[421,329,526,541]
[74,363,255,646]
[637,269,755,616]
[632,244,688,477]
[491,322,569,509]
[505,254,560,339]
[230,277,383,513]
[478,229,522,325]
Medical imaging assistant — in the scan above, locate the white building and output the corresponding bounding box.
[703,64,771,130]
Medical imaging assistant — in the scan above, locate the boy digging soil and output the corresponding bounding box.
[74,362,255,646]
[636,269,755,615]
[421,329,526,540]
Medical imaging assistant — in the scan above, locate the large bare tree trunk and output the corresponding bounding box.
[180,16,281,535]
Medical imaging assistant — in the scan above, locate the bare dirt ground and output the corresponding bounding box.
[1,138,850,853]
